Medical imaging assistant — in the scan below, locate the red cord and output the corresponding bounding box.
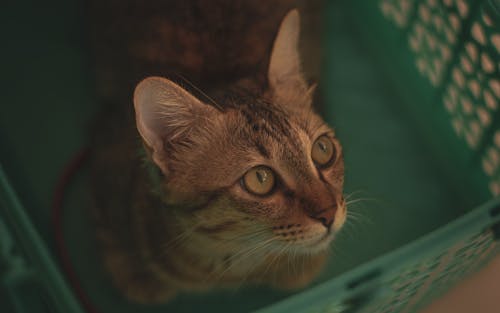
[52,148,102,313]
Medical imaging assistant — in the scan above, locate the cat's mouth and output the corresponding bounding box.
[310,231,334,249]
[281,229,335,254]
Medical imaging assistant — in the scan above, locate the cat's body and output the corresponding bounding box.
[88,0,345,303]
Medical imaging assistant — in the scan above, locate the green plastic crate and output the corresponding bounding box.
[1,0,500,313]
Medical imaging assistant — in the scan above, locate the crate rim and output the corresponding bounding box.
[256,197,500,313]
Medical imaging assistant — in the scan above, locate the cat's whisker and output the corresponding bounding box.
[300,248,307,275]
[208,228,270,251]
[161,231,193,252]
[343,190,369,201]
[164,223,269,255]
[214,233,272,260]
[345,212,365,224]
[259,240,291,280]
[174,74,224,111]
[345,197,377,206]
[234,241,290,291]
[285,244,295,278]
[160,221,206,252]
[229,238,279,280]
[346,210,374,226]
[292,245,299,275]
[228,237,275,265]
[211,237,277,283]
[327,243,349,266]
[339,224,357,242]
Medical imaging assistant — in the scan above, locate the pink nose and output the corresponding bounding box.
[310,207,336,228]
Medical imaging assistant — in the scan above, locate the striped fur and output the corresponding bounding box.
[89,0,345,303]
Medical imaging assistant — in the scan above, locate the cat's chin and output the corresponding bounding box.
[288,231,335,255]
[308,232,335,253]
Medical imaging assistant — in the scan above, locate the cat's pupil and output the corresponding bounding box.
[256,170,267,184]
[318,141,328,153]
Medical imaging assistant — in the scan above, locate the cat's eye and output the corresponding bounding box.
[242,166,276,196]
[312,135,335,167]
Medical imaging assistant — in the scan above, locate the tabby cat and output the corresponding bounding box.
[88,0,346,303]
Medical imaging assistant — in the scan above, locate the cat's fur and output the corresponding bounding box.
[88,0,345,303]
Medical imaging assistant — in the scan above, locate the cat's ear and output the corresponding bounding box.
[134,77,216,175]
[268,9,309,102]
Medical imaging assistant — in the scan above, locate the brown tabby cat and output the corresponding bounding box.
[88,0,346,304]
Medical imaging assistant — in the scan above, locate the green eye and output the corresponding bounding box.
[243,166,276,196]
[312,135,335,166]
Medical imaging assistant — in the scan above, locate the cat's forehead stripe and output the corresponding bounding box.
[217,88,312,164]
[241,105,306,162]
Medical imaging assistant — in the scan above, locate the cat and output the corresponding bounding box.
[88,0,346,304]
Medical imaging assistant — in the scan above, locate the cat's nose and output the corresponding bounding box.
[309,207,336,229]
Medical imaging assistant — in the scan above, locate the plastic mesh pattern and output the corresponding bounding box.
[361,1,500,312]
[443,6,500,149]
[380,0,416,28]
[290,226,500,313]
[357,229,499,313]
[408,0,472,86]
[483,130,500,196]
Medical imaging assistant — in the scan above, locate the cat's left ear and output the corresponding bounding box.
[268,9,310,104]
[134,77,218,176]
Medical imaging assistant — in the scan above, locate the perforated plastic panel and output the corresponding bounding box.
[256,201,500,313]
[442,3,500,150]
[358,229,500,313]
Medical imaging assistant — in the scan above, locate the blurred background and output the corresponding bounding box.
[1,0,499,313]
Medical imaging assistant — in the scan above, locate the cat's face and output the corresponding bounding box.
[133,10,345,256]
[157,90,345,255]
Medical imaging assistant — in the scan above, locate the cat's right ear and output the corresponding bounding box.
[268,9,309,104]
[133,77,216,175]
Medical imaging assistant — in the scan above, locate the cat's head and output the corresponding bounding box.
[133,10,345,255]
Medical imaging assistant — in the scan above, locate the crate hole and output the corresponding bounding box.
[465,42,478,61]
[460,97,473,113]
[472,22,487,44]
[419,5,431,23]
[452,118,464,135]
[488,148,500,166]
[468,79,481,97]
[489,181,500,196]
[444,97,456,112]
[490,79,500,98]
[491,37,499,53]
[465,130,478,148]
[483,158,495,176]
[460,55,473,73]
[481,53,495,73]
[477,107,492,126]
[483,12,494,27]
[491,222,500,240]
[453,68,465,87]
[484,90,497,109]
[490,204,500,217]
[469,120,481,136]
[449,84,459,100]
[445,27,456,43]
[456,0,469,17]
[449,13,460,31]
